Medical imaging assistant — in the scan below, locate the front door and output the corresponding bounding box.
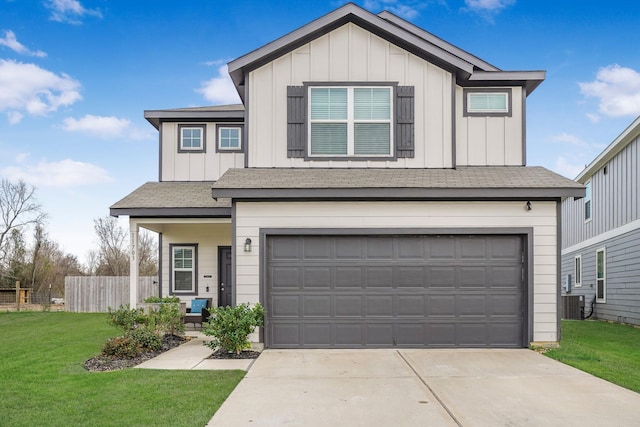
[218,246,232,307]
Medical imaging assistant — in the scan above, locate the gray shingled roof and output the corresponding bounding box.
[110,182,230,216]
[211,167,584,199]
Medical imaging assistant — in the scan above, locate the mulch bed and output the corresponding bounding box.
[84,334,188,372]
[209,349,261,359]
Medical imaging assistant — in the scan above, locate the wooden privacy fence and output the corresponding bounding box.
[64,276,158,313]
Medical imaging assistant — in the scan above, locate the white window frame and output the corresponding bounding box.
[585,181,592,222]
[179,125,205,152]
[171,244,197,294]
[596,247,606,303]
[217,125,242,152]
[463,88,512,116]
[574,255,582,287]
[307,85,394,158]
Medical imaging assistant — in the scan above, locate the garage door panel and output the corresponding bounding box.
[303,267,331,288]
[397,267,425,287]
[427,295,456,316]
[335,295,363,316]
[270,267,300,289]
[427,266,456,287]
[335,267,363,288]
[366,266,393,287]
[303,295,331,317]
[459,266,487,288]
[458,295,487,316]
[366,295,394,316]
[397,295,425,316]
[266,235,525,348]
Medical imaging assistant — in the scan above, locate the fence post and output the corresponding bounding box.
[15,281,20,312]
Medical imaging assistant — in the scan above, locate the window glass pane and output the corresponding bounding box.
[311,88,347,120]
[354,88,390,120]
[469,93,507,112]
[310,123,347,155]
[219,127,240,149]
[575,257,581,283]
[174,271,193,291]
[354,123,390,155]
[597,251,604,279]
[597,280,605,299]
[585,182,591,220]
[182,128,202,149]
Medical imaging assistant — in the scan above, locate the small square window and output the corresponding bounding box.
[178,125,206,152]
[217,126,242,151]
[463,88,512,117]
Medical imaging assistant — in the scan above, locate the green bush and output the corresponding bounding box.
[152,302,184,336]
[107,305,146,333]
[127,326,162,352]
[102,336,142,358]
[144,296,180,303]
[203,303,265,355]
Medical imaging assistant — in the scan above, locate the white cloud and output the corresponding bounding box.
[62,114,154,140]
[0,59,82,122]
[551,133,588,148]
[14,152,30,163]
[0,158,112,188]
[363,0,425,19]
[45,0,102,24]
[196,65,241,105]
[554,155,586,179]
[586,113,600,123]
[7,110,23,125]
[0,30,47,57]
[464,0,515,12]
[579,64,640,117]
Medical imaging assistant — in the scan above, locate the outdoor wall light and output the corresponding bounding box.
[526,201,532,211]
[244,238,252,252]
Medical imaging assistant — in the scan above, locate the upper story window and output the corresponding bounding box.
[216,125,242,152]
[463,88,512,117]
[179,124,206,152]
[308,86,393,157]
[585,181,592,221]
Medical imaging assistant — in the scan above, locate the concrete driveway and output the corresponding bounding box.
[208,349,640,426]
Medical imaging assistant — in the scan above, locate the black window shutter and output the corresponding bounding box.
[287,86,306,158]
[396,86,414,158]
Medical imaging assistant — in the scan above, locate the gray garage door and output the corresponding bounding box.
[266,234,525,348]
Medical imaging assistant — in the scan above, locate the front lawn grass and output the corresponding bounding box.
[0,311,245,427]
[545,320,640,393]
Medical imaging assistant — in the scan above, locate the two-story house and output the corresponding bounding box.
[111,3,583,348]
[561,116,640,325]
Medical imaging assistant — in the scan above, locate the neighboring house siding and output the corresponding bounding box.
[160,122,245,181]
[160,223,231,305]
[247,23,454,169]
[562,135,640,249]
[234,200,559,342]
[562,227,640,326]
[455,86,524,166]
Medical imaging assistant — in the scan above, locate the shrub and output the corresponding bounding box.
[107,305,146,333]
[144,296,180,303]
[151,302,185,336]
[128,326,162,352]
[203,303,265,355]
[102,336,142,358]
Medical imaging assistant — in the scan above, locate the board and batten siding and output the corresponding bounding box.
[562,134,640,249]
[160,223,231,306]
[562,227,640,326]
[247,22,453,169]
[234,200,559,343]
[455,86,524,166]
[160,122,245,182]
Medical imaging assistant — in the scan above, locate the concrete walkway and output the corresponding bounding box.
[135,333,255,371]
[208,348,640,427]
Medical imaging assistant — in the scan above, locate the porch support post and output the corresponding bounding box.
[129,220,139,308]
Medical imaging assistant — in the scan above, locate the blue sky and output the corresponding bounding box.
[1,0,639,263]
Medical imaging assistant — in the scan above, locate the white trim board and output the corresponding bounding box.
[562,218,640,255]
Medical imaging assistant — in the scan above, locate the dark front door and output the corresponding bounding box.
[218,246,232,307]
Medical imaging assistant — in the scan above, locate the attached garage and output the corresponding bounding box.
[265,233,526,348]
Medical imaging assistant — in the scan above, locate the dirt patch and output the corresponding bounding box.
[84,334,188,372]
